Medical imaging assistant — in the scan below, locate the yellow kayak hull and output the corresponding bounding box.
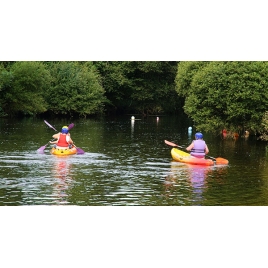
[50,147,77,156]
[171,148,214,166]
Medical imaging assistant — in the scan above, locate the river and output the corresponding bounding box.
[1,115,268,206]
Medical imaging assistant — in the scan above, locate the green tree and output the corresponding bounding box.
[175,61,268,135]
[45,62,107,117]
[0,64,11,116]
[93,61,131,113]
[95,61,181,115]
[125,61,181,115]
[175,61,210,97]
[0,61,50,116]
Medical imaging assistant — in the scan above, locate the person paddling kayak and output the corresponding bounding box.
[50,126,74,149]
[186,132,209,158]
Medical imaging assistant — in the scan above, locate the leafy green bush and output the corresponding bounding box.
[45,62,107,117]
[0,61,50,115]
[175,61,268,136]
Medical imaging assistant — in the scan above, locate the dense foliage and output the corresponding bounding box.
[0,62,50,116]
[175,61,268,138]
[45,62,107,117]
[2,61,268,139]
[0,61,180,118]
[93,61,181,115]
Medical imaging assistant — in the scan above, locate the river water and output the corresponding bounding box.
[1,115,268,206]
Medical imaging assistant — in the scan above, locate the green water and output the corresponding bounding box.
[1,115,268,205]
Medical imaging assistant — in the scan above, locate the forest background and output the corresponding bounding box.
[1,61,268,140]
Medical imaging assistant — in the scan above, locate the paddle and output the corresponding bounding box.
[44,120,74,132]
[164,140,229,165]
[37,139,56,153]
[37,122,75,153]
[42,120,85,154]
[73,144,85,154]
[37,120,74,153]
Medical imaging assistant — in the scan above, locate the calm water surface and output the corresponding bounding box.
[1,115,268,206]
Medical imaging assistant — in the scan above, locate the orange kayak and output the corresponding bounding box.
[171,148,214,166]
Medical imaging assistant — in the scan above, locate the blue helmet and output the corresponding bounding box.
[195,132,203,139]
[61,126,69,134]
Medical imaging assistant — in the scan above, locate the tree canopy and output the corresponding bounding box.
[0,61,180,117]
[175,61,268,137]
[93,61,181,115]
[0,61,50,115]
[2,60,268,140]
[45,62,107,117]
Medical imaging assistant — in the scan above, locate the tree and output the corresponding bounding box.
[175,61,268,135]
[0,64,11,116]
[0,61,50,116]
[94,61,181,115]
[45,62,107,117]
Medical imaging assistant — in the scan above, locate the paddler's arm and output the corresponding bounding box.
[52,133,60,139]
[186,142,194,151]
[50,133,60,144]
[68,137,74,145]
[66,134,74,145]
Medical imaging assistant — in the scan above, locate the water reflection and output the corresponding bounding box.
[164,162,213,205]
[131,118,135,138]
[2,116,268,206]
[51,157,73,205]
[186,165,209,204]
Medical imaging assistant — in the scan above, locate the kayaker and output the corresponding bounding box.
[50,126,74,149]
[186,132,209,158]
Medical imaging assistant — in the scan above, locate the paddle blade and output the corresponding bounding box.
[68,123,74,130]
[44,120,58,132]
[164,140,178,147]
[215,157,229,165]
[164,140,185,149]
[37,145,46,153]
[76,147,85,154]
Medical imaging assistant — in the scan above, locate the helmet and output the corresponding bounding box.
[195,132,203,139]
[61,126,69,134]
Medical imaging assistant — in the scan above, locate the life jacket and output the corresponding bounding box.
[190,140,206,158]
[57,133,69,147]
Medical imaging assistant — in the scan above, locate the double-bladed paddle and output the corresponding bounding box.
[38,121,85,154]
[37,121,74,153]
[164,140,229,165]
[44,120,74,132]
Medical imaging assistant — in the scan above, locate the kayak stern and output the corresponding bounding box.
[51,146,77,156]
